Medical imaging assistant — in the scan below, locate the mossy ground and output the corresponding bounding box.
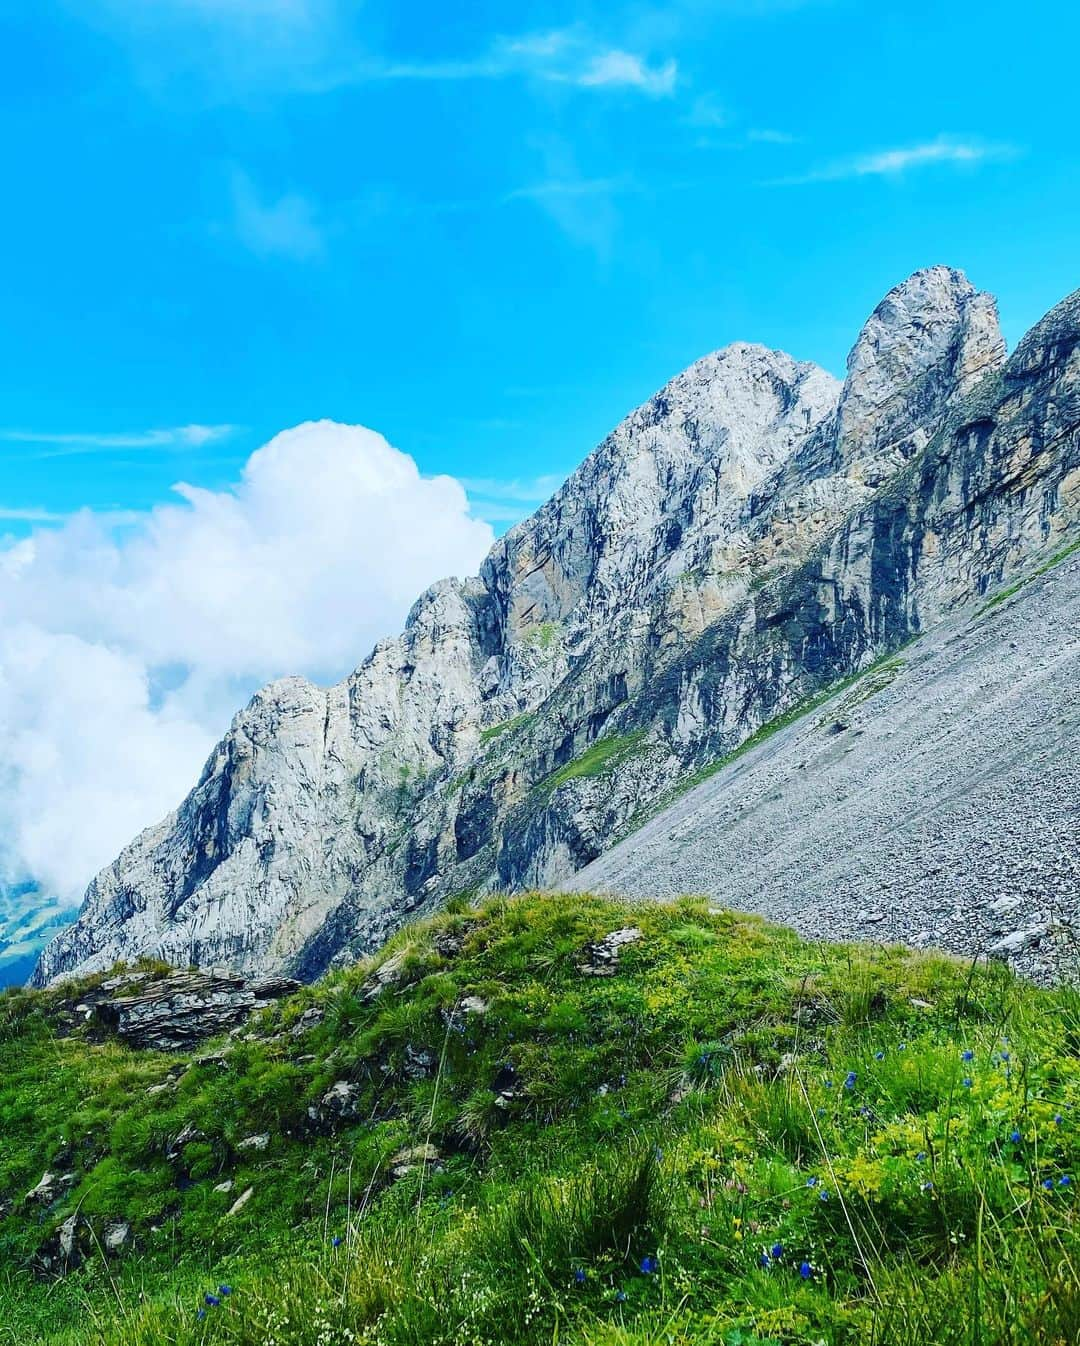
[1,894,1078,1346]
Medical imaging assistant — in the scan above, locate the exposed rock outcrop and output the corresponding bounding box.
[54,968,300,1049]
[33,269,1080,986]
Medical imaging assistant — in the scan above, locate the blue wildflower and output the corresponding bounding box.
[799,1261,812,1280]
[640,1255,658,1275]
[875,1051,885,1061]
[962,1078,973,1088]
[1000,1050,1010,1062]
[204,1294,221,1308]
[197,1309,206,1321]
[218,1285,232,1297]
[819,1189,830,1202]
[332,1235,343,1248]
[898,1042,907,1051]
[806,1176,818,1188]
[844,1071,857,1090]
[1043,1179,1055,1190]
[921,1181,934,1192]
[916,1152,927,1162]
[615,1290,628,1302]
[1054,1115,1063,1127]
[771,1242,784,1259]
[574,1268,586,1284]
[962,1050,974,1062]
[759,1251,771,1268]
[823,1079,833,1089]
[1060,1175,1072,1187]
[1011,1129,1022,1145]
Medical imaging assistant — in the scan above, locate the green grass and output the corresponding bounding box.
[480,712,536,745]
[1,894,1079,1346]
[537,732,646,796]
[976,536,1080,616]
[524,621,562,652]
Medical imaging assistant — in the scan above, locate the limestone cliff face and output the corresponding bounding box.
[34,268,1079,986]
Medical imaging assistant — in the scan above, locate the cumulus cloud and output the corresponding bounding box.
[0,420,493,905]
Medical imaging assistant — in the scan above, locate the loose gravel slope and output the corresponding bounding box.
[570,547,1080,981]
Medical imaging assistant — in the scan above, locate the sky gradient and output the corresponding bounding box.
[1,0,1077,530]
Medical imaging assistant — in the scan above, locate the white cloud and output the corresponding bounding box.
[374,28,677,98]
[230,170,325,260]
[576,50,677,95]
[771,137,1018,185]
[0,508,66,524]
[0,420,494,905]
[0,424,236,454]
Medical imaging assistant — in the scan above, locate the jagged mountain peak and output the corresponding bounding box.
[32,270,1080,988]
[798,264,1007,499]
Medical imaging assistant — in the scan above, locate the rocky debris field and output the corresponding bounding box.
[573,548,1080,983]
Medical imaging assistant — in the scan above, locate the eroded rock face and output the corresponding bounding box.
[33,269,1080,987]
[55,969,300,1050]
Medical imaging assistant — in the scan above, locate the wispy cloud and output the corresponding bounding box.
[0,507,67,524]
[747,127,799,144]
[576,50,677,95]
[462,474,565,503]
[464,473,567,529]
[685,94,729,129]
[770,137,1018,185]
[229,170,325,260]
[505,177,634,204]
[0,425,236,456]
[374,28,678,97]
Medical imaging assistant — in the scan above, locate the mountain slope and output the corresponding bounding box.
[34,268,1078,987]
[571,538,1080,982]
[6,894,1080,1346]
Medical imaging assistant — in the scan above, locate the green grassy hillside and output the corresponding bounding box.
[1,894,1078,1346]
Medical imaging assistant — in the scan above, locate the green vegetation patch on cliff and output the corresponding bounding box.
[537,732,646,798]
[1,894,1078,1346]
[976,535,1080,616]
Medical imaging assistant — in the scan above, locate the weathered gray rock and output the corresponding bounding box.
[390,1143,440,1180]
[32,268,1080,987]
[579,926,643,976]
[315,1079,361,1126]
[58,1215,78,1260]
[226,1186,254,1216]
[59,969,301,1050]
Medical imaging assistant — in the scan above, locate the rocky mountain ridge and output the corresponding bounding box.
[34,266,1080,986]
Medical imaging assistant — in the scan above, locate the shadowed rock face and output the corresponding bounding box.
[34,269,1080,988]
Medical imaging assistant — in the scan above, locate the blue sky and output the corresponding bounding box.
[1,0,1077,531]
[0,0,1078,969]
